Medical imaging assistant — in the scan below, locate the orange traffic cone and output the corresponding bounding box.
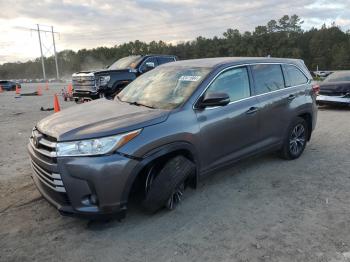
[15,85,20,95]
[54,94,60,113]
[45,82,49,91]
[0,85,3,93]
[37,85,42,96]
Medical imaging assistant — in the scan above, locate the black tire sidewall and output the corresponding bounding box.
[142,156,194,213]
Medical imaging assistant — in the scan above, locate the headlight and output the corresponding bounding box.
[56,129,141,157]
[100,75,111,86]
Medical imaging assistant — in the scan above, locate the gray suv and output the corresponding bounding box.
[28,57,318,219]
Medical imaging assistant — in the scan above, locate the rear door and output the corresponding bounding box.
[195,66,260,172]
[250,63,306,147]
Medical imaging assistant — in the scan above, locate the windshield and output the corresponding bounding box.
[108,56,142,70]
[324,71,350,83]
[117,66,211,110]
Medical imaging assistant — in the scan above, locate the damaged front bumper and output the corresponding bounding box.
[28,141,140,219]
[316,95,350,106]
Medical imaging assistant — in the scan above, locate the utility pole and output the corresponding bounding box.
[52,26,59,79]
[37,24,46,80]
[30,25,60,80]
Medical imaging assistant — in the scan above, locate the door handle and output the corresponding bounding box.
[288,94,296,101]
[245,107,259,115]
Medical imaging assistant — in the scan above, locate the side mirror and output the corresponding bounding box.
[199,92,230,108]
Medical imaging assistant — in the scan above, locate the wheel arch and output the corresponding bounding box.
[297,112,312,140]
[121,142,199,203]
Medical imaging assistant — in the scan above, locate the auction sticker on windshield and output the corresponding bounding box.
[179,76,201,81]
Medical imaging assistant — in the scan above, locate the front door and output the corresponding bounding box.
[195,66,260,173]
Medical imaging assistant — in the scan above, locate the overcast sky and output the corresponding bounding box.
[0,0,349,64]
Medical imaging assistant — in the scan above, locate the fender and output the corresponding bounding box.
[106,72,136,89]
[120,141,199,202]
[111,80,131,93]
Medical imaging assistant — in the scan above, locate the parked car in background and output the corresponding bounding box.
[314,71,333,78]
[29,57,317,219]
[316,71,350,106]
[0,80,21,91]
[72,54,177,102]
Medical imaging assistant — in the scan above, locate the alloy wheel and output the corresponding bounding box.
[165,183,185,210]
[289,124,306,156]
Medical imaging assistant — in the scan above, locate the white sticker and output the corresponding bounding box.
[179,75,201,82]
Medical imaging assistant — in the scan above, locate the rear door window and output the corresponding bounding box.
[206,67,251,102]
[283,64,308,87]
[251,64,285,95]
[157,56,176,65]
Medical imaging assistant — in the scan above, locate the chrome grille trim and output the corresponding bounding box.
[39,138,57,149]
[31,160,61,180]
[31,161,66,193]
[29,139,57,158]
[30,128,57,158]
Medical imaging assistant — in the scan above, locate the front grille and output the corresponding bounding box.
[35,175,71,206]
[31,160,66,193]
[72,75,96,91]
[30,129,57,163]
[29,129,70,206]
[29,128,65,193]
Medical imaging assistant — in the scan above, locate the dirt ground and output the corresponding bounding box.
[1,83,350,262]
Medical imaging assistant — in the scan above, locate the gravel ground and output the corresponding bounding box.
[0,83,350,262]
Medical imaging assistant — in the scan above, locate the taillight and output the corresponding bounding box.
[312,84,320,95]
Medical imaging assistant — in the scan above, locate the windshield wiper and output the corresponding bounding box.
[127,101,156,109]
[117,96,156,109]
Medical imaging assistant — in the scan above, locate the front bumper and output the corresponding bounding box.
[28,143,140,219]
[316,95,350,106]
[73,90,99,100]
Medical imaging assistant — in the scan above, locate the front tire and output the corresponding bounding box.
[142,156,195,213]
[279,117,308,160]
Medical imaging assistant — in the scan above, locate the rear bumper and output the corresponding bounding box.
[28,143,140,219]
[316,95,350,106]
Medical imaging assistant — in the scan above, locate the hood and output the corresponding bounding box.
[37,99,170,141]
[72,71,96,77]
[319,81,350,95]
[73,69,135,77]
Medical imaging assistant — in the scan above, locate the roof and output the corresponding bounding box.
[162,57,305,69]
[143,54,176,57]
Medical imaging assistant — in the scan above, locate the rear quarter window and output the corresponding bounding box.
[283,64,308,87]
[251,64,285,95]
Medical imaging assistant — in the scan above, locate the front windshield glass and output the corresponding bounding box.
[324,71,350,82]
[117,66,211,110]
[108,56,142,70]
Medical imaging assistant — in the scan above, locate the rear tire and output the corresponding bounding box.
[279,117,308,160]
[142,155,195,213]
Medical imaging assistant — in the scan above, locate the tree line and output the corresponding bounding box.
[1,14,350,80]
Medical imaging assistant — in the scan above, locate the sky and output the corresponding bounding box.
[0,0,349,64]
